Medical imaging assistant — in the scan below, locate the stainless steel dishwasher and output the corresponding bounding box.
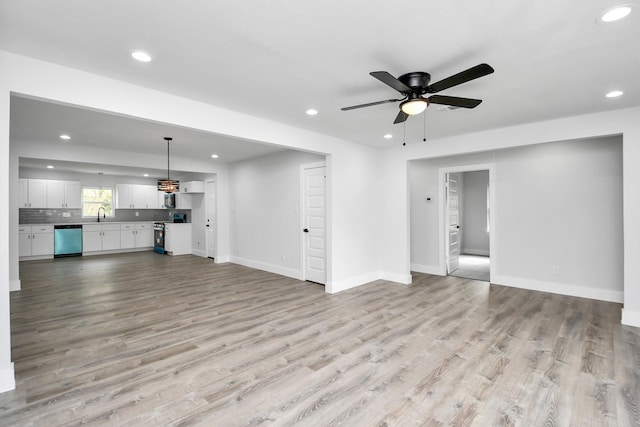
[54,224,83,257]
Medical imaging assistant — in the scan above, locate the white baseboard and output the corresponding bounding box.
[230,256,303,281]
[10,279,21,292]
[461,248,490,256]
[410,263,444,276]
[621,309,640,327]
[326,272,381,294]
[191,249,206,258]
[215,255,231,264]
[492,274,623,303]
[0,363,15,393]
[379,271,412,285]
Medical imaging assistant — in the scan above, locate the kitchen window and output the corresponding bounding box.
[82,187,114,218]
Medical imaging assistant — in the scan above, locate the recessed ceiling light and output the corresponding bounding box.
[46,165,54,169]
[131,51,152,62]
[60,134,71,140]
[600,5,632,22]
[211,154,219,159]
[383,134,393,139]
[143,173,149,177]
[606,90,624,98]
[306,109,318,116]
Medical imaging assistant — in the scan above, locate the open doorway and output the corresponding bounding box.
[443,167,493,282]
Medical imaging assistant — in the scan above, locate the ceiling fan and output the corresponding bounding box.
[341,63,495,124]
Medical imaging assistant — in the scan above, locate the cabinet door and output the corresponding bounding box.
[131,185,146,209]
[65,182,82,209]
[31,232,54,256]
[19,232,32,257]
[135,229,153,248]
[83,231,103,252]
[116,184,133,209]
[28,180,47,208]
[46,181,66,208]
[19,179,29,208]
[102,230,121,251]
[120,225,136,249]
[145,186,160,208]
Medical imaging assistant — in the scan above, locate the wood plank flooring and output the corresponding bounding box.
[1,252,639,426]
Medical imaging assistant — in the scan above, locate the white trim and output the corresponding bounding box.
[10,279,21,292]
[0,363,15,393]
[230,256,303,281]
[215,255,231,264]
[191,249,206,258]
[621,309,640,328]
[492,274,623,303]
[326,271,411,294]
[379,271,412,285]
[410,263,445,276]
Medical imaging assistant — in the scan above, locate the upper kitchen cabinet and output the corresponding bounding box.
[46,180,81,209]
[19,179,80,209]
[116,184,162,209]
[20,179,46,208]
[181,181,204,194]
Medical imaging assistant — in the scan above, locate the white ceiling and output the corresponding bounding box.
[2,0,640,168]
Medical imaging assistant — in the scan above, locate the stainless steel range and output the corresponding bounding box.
[153,222,165,254]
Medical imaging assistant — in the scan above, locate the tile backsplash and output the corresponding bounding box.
[19,208,192,224]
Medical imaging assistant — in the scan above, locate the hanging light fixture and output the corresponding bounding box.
[157,137,180,193]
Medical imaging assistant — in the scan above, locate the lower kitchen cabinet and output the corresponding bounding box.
[164,223,192,256]
[83,223,121,252]
[120,223,153,249]
[19,225,54,258]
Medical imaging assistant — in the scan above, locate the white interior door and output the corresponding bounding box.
[447,174,460,274]
[205,180,217,260]
[303,165,326,284]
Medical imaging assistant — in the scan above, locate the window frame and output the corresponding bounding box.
[81,186,115,218]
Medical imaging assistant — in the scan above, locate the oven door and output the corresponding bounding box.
[153,223,165,254]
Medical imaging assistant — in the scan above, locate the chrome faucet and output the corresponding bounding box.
[97,206,106,222]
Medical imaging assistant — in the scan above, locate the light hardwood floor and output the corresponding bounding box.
[1,252,639,426]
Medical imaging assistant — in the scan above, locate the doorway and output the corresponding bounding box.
[441,165,494,282]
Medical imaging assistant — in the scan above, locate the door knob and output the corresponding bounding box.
[303,228,309,233]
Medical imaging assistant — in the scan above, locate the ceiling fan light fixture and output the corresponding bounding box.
[600,5,632,22]
[400,98,428,115]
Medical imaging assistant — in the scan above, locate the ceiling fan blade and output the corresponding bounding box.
[341,98,403,111]
[370,71,412,93]
[393,110,409,124]
[428,95,483,109]
[428,63,494,93]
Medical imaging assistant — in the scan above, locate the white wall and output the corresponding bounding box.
[409,137,623,301]
[461,170,490,255]
[228,150,324,278]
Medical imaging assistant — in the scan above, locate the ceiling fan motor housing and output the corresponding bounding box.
[398,72,431,94]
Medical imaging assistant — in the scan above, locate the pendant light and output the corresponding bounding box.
[157,137,180,193]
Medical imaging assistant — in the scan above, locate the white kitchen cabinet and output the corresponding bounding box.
[181,181,204,194]
[83,223,121,252]
[20,179,47,208]
[46,180,81,209]
[117,184,159,209]
[19,225,54,258]
[176,192,192,209]
[164,223,192,255]
[120,222,153,249]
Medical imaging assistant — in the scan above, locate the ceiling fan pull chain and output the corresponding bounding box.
[423,112,427,143]
[403,121,406,146]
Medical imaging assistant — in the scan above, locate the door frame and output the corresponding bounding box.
[300,161,327,284]
[438,163,495,278]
